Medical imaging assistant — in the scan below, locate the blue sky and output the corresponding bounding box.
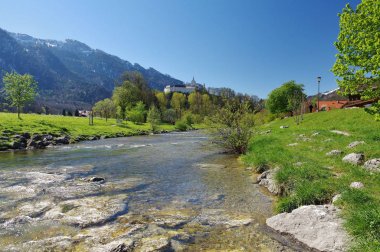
[0,0,361,98]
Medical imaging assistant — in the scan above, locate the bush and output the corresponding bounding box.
[127,101,147,124]
[175,120,188,131]
[162,109,177,124]
[147,105,161,132]
[208,101,255,154]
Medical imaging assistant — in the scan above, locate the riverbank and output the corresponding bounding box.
[244,108,380,251]
[0,112,205,151]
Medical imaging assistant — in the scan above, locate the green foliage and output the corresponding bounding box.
[332,1,380,100]
[147,105,161,132]
[170,92,186,118]
[162,108,177,124]
[93,98,116,121]
[209,100,255,154]
[266,81,305,116]
[188,92,203,114]
[112,83,139,120]
[175,120,188,131]
[155,92,167,112]
[365,100,380,121]
[2,71,38,119]
[119,71,155,107]
[127,101,147,124]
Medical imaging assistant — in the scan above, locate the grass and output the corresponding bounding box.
[0,112,202,144]
[243,108,380,251]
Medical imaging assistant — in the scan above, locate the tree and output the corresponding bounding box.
[162,108,177,124]
[170,92,186,118]
[147,105,161,132]
[266,81,305,116]
[74,109,80,117]
[188,92,203,114]
[332,1,380,98]
[93,98,116,121]
[155,92,167,112]
[332,1,380,119]
[119,71,155,107]
[2,72,38,119]
[208,100,255,154]
[127,101,147,124]
[112,82,139,120]
[201,93,212,116]
[62,109,66,116]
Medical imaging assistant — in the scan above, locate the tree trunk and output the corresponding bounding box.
[17,107,21,119]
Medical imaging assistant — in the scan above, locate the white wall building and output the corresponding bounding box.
[164,77,203,94]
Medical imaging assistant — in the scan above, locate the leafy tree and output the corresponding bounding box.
[332,1,380,98]
[201,93,212,116]
[155,92,167,112]
[119,71,155,107]
[170,92,186,118]
[62,109,66,116]
[266,81,305,115]
[67,110,73,116]
[208,100,255,154]
[332,1,380,119]
[188,92,203,114]
[2,71,38,119]
[93,98,116,121]
[112,82,139,120]
[162,108,177,124]
[127,101,147,124]
[74,109,80,117]
[147,105,161,132]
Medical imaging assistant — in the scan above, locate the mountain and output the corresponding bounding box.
[307,88,348,101]
[0,28,183,112]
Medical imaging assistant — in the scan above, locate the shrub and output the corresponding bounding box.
[127,101,147,124]
[147,105,161,132]
[208,101,255,154]
[162,109,177,124]
[175,120,188,131]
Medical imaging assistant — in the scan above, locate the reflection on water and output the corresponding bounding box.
[0,131,298,251]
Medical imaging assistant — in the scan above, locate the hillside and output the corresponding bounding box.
[244,108,380,250]
[0,28,183,112]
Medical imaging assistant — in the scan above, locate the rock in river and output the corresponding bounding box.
[44,195,126,227]
[266,205,350,252]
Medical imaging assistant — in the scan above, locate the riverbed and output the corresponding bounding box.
[0,131,300,251]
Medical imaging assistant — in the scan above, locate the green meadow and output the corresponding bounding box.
[243,108,380,251]
[0,112,179,142]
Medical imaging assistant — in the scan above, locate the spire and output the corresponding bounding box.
[191,76,196,86]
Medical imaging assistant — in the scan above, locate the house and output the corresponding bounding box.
[78,110,91,117]
[164,77,204,94]
[318,100,349,111]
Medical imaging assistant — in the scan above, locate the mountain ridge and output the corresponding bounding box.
[0,28,183,112]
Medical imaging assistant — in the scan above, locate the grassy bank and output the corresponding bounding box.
[243,108,380,251]
[0,112,200,148]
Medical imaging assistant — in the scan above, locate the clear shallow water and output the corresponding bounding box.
[0,131,301,251]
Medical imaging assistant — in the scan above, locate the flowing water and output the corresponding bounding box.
[0,131,302,251]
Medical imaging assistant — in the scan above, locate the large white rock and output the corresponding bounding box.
[342,153,365,165]
[266,205,350,252]
[257,169,281,195]
[363,158,380,172]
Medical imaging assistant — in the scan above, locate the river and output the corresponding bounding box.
[0,131,301,251]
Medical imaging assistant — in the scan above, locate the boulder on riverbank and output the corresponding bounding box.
[256,168,282,195]
[266,205,350,252]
